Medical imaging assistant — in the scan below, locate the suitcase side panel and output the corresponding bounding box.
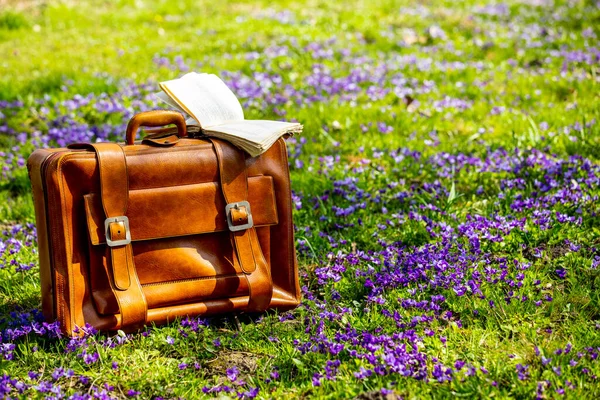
[27,149,64,323]
[248,139,301,306]
[37,150,101,334]
[46,152,86,333]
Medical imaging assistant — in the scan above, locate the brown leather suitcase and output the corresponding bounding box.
[27,111,301,335]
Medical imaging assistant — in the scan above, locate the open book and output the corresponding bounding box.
[154,72,302,156]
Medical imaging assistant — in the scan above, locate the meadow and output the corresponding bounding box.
[0,0,599,398]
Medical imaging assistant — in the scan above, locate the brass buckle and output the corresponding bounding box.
[104,216,131,247]
[225,201,253,232]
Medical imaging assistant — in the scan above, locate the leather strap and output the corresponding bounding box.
[90,143,148,330]
[211,139,273,311]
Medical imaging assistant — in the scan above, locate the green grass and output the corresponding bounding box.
[1,0,600,398]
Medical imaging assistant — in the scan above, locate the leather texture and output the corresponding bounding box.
[27,111,300,336]
[212,139,273,312]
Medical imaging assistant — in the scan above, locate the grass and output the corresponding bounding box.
[0,0,600,398]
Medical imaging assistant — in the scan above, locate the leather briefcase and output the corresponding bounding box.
[27,110,301,335]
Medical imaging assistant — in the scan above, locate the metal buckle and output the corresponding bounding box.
[104,216,131,247]
[225,201,254,232]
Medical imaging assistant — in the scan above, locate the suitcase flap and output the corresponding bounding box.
[84,175,279,245]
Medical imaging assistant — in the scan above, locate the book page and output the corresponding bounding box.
[154,91,186,114]
[205,120,302,143]
[159,73,244,128]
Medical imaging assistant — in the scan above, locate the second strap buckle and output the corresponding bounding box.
[225,201,254,232]
[105,216,131,247]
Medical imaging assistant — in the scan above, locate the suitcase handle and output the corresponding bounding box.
[126,110,187,145]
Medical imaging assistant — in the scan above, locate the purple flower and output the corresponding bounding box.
[227,367,239,382]
[240,387,260,399]
[377,122,393,134]
[542,357,552,366]
[51,368,64,381]
[82,351,99,365]
[516,364,529,381]
[312,373,322,387]
[354,367,373,380]
[432,364,453,382]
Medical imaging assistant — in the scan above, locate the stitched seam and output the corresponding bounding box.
[84,197,100,245]
[128,244,148,322]
[128,180,221,193]
[96,143,128,216]
[108,247,127,327]
[110,174,262,194]
[94,145,110,218]
[39,151,61,322]
[56,151,255,191]
[125,142,214,155]
[116,144,127,214]
[214,141,231,204]
[142,273,243,287]
[251,231,269,273]
[111,247,131,290]
[268,176,279,225]
[57,155,75,332]
[240,152,261,273]
[238,232,257,273]
[119,180,220,192]
[278,138,298,300]
[243,150,249,199]
[123,176,266,194]
[244,274,253,308]
[65,143,214,158]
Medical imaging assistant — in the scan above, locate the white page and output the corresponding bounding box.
[159,72,244,127]
[154,91,186,114]
[205,120,302,143]
[147,92,200,132]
